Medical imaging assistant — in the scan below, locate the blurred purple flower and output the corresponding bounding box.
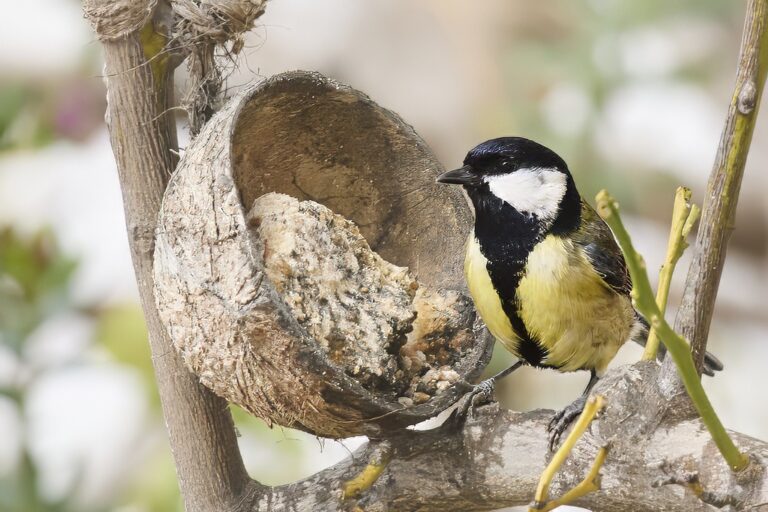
[52,80,105,142]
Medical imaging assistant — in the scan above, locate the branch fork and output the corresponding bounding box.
[597,190,749,472]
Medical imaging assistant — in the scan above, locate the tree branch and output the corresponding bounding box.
[241,364,768,512]
[84,1,250,510]
[674,0,768,375]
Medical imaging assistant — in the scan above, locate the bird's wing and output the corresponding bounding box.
[573,201,632,297]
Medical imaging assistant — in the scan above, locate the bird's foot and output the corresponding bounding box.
[547,395,588,451]
[450,378,497,426]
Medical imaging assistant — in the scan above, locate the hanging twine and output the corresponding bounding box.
[172,0,268,134]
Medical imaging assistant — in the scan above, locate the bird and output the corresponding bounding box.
[436,136,722,449]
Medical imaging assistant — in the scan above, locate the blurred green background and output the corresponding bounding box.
[1,1,767,511]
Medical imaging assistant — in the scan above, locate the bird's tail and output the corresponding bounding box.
[632,314,723,377]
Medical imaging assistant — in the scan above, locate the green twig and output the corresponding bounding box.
[530,395,607,511]
[342,443,392,500]
[535,447,608,512]
[642,187,700,361]
[596,190,749,472]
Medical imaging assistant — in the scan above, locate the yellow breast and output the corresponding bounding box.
[464,235,521,352]
[516,235,634,372]
[464,232,634,373]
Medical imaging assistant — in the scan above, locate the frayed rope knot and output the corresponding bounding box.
[172,0,267,50]
[83,0,158,41]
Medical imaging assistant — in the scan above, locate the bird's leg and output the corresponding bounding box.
[547,369,600,451]
[452,360,524,421]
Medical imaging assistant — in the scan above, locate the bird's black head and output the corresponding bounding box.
[437,137,580,232]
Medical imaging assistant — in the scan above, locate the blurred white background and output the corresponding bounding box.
[1,1,766,511]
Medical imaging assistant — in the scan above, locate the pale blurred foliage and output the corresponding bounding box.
[0,1,766,511]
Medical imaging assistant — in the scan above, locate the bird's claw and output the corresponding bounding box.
[547,396,587,451]
[450,378,497,426]
[474,378,495,399]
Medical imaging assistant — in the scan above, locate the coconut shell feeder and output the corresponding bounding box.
[153,71,494,439]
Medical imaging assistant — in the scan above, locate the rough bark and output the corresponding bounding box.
[241,363,768,512]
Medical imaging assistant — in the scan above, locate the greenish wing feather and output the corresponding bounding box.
[573,201,632,297]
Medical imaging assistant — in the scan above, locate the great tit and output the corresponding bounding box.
[437,136,722,448]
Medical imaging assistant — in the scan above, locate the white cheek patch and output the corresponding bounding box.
[486,168,567,220]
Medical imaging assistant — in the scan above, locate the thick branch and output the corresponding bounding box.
[674,0,768,374]
[241,364,768,512]
[89,2,250,510]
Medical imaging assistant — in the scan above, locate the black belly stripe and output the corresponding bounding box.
[466,176,583,369]
[504,298,548,367]
[470,193,552,367]
[486,261,549,367]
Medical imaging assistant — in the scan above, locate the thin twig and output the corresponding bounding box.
[530,395,606,511]
[341,443,393,500]
[642,187,700,361]
[537,446,609,512]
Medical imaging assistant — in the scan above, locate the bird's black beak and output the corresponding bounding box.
[436,165,479,186]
